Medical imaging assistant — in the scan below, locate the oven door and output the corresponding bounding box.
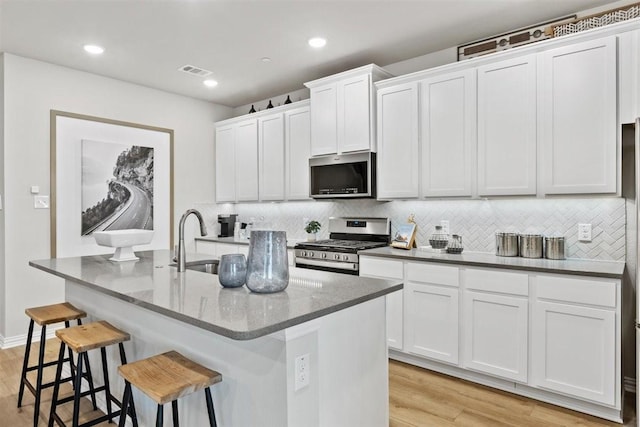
[295,257,359,275]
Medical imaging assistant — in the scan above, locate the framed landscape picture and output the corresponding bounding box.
[391,223,417,250]
[51,111,174,257]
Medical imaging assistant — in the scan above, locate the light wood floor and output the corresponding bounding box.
[0,339,636,426]
[389,360,636,427]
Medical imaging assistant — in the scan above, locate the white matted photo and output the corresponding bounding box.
[52,111,173,257]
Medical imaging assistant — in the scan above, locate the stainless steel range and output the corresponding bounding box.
[295,217,390,275]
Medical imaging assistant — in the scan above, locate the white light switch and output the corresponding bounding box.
[578,223,592,242]
[30,185,40,194]
[34,195,49,209]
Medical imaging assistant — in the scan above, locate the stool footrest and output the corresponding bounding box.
[23,375,74,395]
[55,385,108,406]
[26,356,73,372]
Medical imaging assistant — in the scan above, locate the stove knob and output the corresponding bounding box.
[309,252,314,257]
[342,255,349,261]
[321,253,327,259]
[334,254,340,260]
[302,251,307,257]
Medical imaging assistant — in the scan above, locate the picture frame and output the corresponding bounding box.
[391,223,417,250]
[50,110,174,257]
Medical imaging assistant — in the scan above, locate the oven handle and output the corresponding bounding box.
[295,257,358,271]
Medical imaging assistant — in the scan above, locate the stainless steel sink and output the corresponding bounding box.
[170,259,219,274]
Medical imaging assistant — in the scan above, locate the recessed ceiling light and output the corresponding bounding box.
[261,57,272,63]
[204,79,218,88]
[308,37,327,48]
[83,44,105,55]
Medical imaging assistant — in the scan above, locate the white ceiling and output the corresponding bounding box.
[0,0,624,107]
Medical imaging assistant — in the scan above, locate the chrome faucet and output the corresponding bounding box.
[177,209,208,272]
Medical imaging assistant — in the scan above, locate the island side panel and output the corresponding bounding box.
[318,297,389,426]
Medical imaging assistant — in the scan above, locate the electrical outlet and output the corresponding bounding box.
[578,223,592,242]
[34,195,49,209]
[303,217,310,228]
[440,220,450,235]
[295,353,310,391]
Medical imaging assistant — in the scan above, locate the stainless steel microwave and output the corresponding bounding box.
[309,152,376,199]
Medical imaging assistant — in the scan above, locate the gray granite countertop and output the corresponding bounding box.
[196,236,302,248]
[359,247,625,279]
[29,250,402,340]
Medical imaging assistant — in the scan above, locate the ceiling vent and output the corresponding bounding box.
[178,64,212,77]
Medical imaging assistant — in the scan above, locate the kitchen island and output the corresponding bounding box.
[30,250,402,427]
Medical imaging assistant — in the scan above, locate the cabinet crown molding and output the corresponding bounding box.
[304,63,394,88]
[215,99,309,127]
[376,17,640,89]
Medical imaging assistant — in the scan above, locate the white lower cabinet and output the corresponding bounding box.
[359,256,404,350]
[357,255,620,419]
[462,290,528,383]
[195,240,217,256]
[531,274,618,406]
[405,263,459,364]
[462,268,528,383]
[195,241,249,258]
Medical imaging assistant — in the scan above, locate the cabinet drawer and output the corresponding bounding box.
[465,268,528,296]
[536,275,617,308]
[406,262,459,287]
[360,256,403,279]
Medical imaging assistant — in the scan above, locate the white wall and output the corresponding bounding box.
[0,53,232,342]
[0,54,5,337]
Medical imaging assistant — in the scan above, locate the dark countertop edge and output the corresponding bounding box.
[29,260,403,341]
[356,251,624,279]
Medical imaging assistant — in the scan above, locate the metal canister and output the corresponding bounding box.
[519,234,543,258]
[544,236,565,260]
[495,232,519,257]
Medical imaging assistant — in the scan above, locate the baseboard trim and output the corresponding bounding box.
[624,376,637,394]
[0,325,62,349]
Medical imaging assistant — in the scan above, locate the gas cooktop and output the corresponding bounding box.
[295,239,388,252]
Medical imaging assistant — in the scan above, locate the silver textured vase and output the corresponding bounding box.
[246,230,289,293]
[218,254,247,288]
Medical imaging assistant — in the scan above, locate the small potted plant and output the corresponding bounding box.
[305,220,321,241]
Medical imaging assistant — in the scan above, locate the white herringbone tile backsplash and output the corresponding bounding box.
[207,198,626,261]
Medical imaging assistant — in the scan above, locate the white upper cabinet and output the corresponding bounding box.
[309,84,338,155]
[338,73,372,153]
[258,113,285,201]
[215,101,310,203]
[285,106,311,200]
[538,36,617,195]
[235,119,259,201]
[376,82,420,199]
[215,125,236,203]
[420,70,476,197]
[477,54,537,196]
[306,64,393,156]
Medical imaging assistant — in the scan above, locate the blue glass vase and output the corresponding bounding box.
[218,254,247,288]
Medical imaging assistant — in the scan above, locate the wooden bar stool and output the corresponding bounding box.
[17,302,97,427]
[118,351,222,427]
[48,320,138,427]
